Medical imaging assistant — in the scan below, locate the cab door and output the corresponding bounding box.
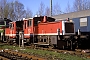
[27,20,32,34]
[24,19,33,38]
[23,20,27,38]
[9,22,16,38]
[26,19,32,38]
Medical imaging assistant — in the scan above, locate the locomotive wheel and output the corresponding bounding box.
[25,39,31,46]
[7,38,13,45]
[10,40,13,45]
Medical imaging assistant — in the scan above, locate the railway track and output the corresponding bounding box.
[0,42,90,60]
[0,56,10,60]
[26,45,90,58]
[0,49,46,60]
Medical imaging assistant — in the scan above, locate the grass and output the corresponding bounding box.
[0,45,90,60]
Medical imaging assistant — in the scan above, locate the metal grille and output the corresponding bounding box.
[65,22,74,33]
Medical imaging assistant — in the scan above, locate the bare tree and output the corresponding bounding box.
[0,0,15,20]
[72,0,90,12]
[83,0,90,10]
[14,0,25,20]
[73,0,82,11]
[38,1,45,16]
[52,2,62,15]
[8,1,15,20]
[65,1,72,13]
[45,6,50,16]
[3,3,9,18]
[0,0,33,21]
[24,8,33,18]
[0,0,8,18]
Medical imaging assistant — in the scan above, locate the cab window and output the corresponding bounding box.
[0,21,4,25]
[9,23,14,29]
[24,22,26,29]
[9,23,12,29]
[27,20,32,27]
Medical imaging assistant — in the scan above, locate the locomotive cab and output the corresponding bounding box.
[63,20,75,35]
[57,20,76,50]
[8,21,23,44]
[23,18,34,44]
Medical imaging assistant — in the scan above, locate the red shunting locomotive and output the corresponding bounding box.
[5,16,75,50]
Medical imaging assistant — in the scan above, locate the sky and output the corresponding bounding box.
[14,0,74,16]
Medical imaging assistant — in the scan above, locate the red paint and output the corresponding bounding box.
[34,21,62,35]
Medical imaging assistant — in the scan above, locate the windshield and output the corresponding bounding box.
[65,22,74,33]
